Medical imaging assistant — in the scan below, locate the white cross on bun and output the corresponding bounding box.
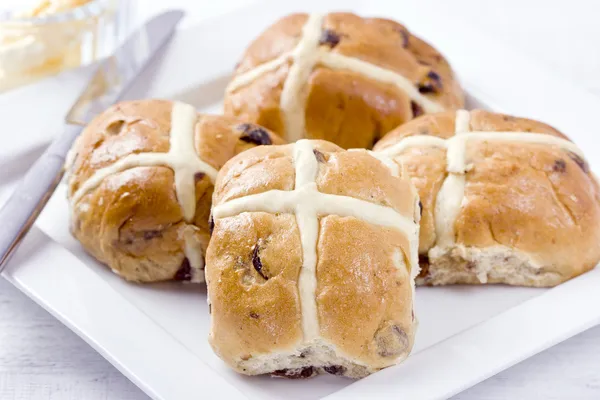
[206,139,420,378]
[66,99,283,283]
[224,12,464,149]
[374,109,600,287]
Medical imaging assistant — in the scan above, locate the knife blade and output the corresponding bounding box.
[0,10,185,271]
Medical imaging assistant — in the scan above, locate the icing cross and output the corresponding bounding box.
[227,13,445,142]
[379,109,587,248]
[212,140,418,341]
[71,102,218,222]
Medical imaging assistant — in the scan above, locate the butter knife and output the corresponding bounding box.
[0,10,185,270]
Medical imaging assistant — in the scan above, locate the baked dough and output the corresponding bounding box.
[374,109,600,286]
[206,139,420,378]
[224,12,464,149]
[66,99,283,283]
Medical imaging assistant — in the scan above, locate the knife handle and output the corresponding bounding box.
[0,124,82,272]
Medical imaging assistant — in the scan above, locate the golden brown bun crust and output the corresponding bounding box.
[316,217,413,368]
[207,140,417,377]
[67,99,283,283]
[207,212,304,366]
[374,110,600,286]
[225,12,464,149]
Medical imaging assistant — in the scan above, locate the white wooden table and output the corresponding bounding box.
[1,0,600,399]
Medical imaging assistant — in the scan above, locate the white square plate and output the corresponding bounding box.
[3,1,600,399]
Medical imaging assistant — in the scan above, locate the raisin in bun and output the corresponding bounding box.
[206,139,420,378]
[374,109,600,287]
[224,12,464,149]
[66,99,283,283]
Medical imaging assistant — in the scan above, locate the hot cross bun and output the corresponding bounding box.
[224,12,464,149]
[66,99,283,283]
[374,109,600,287]
[206,139,420,378]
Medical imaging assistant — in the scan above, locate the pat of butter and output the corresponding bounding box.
[0,0,94,91]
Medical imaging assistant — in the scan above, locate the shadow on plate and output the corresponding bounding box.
[170,73,232,113]
[0,143,48,186]
[141,279,207,295]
